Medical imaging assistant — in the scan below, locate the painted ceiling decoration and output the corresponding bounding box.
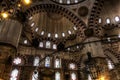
[0,1,120,80]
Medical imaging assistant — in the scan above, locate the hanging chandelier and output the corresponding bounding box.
[0,0,32,20]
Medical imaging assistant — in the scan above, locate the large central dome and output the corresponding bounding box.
[50,0,86,5]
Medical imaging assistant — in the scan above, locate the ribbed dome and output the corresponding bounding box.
[50,0,86,5]
[27,12,77,39]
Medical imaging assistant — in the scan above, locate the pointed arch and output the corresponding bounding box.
[10,69,19,80]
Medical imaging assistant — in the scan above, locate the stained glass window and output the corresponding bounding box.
[33,57,40,66]
[71,73,76,80]
[13,57,21,65]
[69,63,75,69]
[55,72,60,80]
[46,41,51,48]
[55,59,61,68]
[45,57,50,67]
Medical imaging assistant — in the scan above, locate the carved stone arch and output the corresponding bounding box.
[88,0,104,27]
[104,49,119,64]
[24,4,87,38]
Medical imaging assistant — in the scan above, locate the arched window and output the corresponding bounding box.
[88,74,92,80]
[45,57,50,67]
[10,69,19,80]
[75,0,78,3]
[106,18,110,24]
[35,27,39,32]
[115,16,120,22]
[32,70,39,80]
[41,31,45,35]
[46,41,51,48]
[13,57,22,65]
[62,33,65,37]
[98,18,102,23]
[53,44,57,49]
[71,73,76,80]
[29,17,33,20]
[39,42,43,48]
[73,26,77,30]
[69,63,75,69]
[31,22,35,27]
[68,30,72,34]
[24,40,28,44]
[67,0,70,4]
[33,57,40,66]
[55,72,60,80]
[107,59,114,70]
[59,0,62,3]
[48,33,51,37]
[55,59,61,68]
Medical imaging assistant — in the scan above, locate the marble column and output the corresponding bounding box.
[81,37,110,80]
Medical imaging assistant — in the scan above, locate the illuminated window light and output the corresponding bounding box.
[107,59,114,70]
[55,34,58,38]
[68,30,72,34]
[115,16,120,22]
[106,18,110,24]
[67,0,70,4]
[48,33,51,37]
[73,26,77,30]
[62,33,65,37]
[99,18,102,23]
[70,63,75,69]
[13,57,22,65]
[41,31,44,35]
[31,22,35,27]
[118,34,120,38]
[75,0,78,3]
[76,46,79,49]
[53,44,57,49]
[24,40,28,44]
[67,48,70,51]
[88,75,92,80]
[46,41,51,48]
[39,42,43,48]
[29,16,33,20]
[59,0,63,3]
[35,28,39,32]
[107,37,111,42]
